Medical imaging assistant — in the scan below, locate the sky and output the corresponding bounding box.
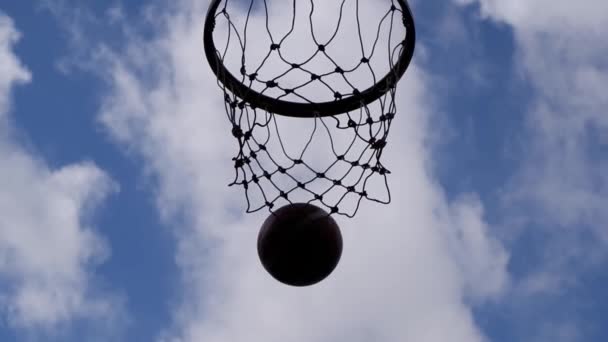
[0,0,606,341]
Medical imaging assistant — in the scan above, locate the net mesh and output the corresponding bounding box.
[210,0,410,217]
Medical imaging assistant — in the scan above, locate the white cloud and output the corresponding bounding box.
[455,0,608,35]
[0,12,120,333]
[0,15,30,117]
[451,0,608,337]
[454,0,608,239]
[441,195,509,302]
[91,0,508,341]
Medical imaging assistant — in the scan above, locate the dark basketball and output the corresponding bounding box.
[257,203,343,286]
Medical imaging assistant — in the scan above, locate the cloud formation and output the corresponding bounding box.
[450,0,608,339]
[0,13,118,333]
[457,0,608,234]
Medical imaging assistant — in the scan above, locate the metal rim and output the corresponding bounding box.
[204,0,416,118]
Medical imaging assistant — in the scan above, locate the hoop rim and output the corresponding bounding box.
[204,0,416,118]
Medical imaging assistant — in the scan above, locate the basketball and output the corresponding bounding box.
[257,203,343,286]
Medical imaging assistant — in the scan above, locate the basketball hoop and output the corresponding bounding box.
[204,0,416,285]
[204,0,415,218]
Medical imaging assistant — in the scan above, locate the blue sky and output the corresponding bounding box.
[0,1,607,341]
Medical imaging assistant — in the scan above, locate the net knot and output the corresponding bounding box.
[371,139,387,150]
[231,126,243,138]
